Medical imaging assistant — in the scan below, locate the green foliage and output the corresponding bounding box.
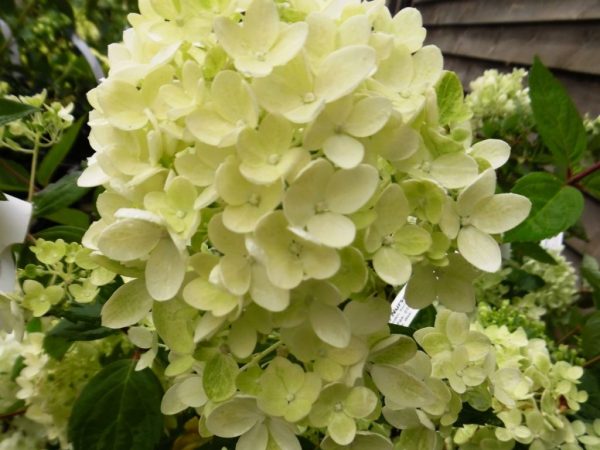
[0,97,38,126]
[436,71,471,126]
[32,171,89,217]
[68,360,164,450]
[505,172,584,242]
[582,312,600,360]
[529,57,587,173]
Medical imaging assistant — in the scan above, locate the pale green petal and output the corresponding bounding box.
[237,423,269,450]
[306,212,356,248]
[456,169,496,217]
[266,22,309,67]
[303,113,336,150]
[97,218,162,261]
[405,264,436,309]
[370,365,435,408]
[394,224,432,256]
[96,80,147,131]
[344,297,390,336]
[186,108,238,147]
[102,279,152,328]
[161,384,187,415]
[229,319,257,359]
[206,398,262,438]
[373,247,411,286]
[145,238,186,301]
[208,213,246,255]
[323,134,364,169]
[300,243,340,280]
[430,153,479,189]
[153,298,196,354]
[314,45,376,102]
[269,419,302,450]
[344,97,392,138]
[374,184,409,235]
[470,139,510,169]
[328,413,357,446]
[177,376,208,408]
[219,254,251,295]
[243,0,280,52]
[470,194,531,234]
[457,226,501,273]
[343,387,377,418]
[411,45,443,90]
[249,264,290,312]
[445,312,470,346]
[211,70,258,128]
[326,164,379,214]
[374,44,412,91]
[213,17,247,59]
[310,302,351,349]
[182,277,239,316]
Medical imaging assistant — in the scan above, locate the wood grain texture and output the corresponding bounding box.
[426,23,600,75]
[418,0,600,25]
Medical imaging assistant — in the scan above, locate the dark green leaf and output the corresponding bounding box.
[506,268,545,294]
[69,360,164,450]
[32,171,89,217]
[582,312,600,359]
[0,191,6,201]
[510,242,557,265]
[0,158,29,192]
[581,170,600,201]
[60,302,103,324]
[26,317,42,333]
[35,225,85,243]
[504,172,584,242]
[529,57,587,173]
[43,317,117,359]
[582,255,600,309]
[43,207,90,228]
[0,98,38,126]
[10,355,25,381]
[577,369,600,421]
[436,71,471,126]
[37,115,85,186]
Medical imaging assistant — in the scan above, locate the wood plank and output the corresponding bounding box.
[418,0,600,25]
[426,23,600,75]
[442,54,600,116]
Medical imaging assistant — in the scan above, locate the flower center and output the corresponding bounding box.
[175,210,186,219]
[303,92,316,104]
[286,393,295,403]
[254,51,266,61]
[382,234,395,247]
[315,201,328,214]
[334,402,344,412]
[289,240,302,256]
[248,193,261,206]
[268,153,280,165]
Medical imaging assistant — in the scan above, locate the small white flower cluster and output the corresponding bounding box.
[466,68,531,131]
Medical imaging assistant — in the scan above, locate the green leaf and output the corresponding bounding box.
[504,172,584,242]
[43,309,116,360]
[0,158,29,192]
[529,57,587,173]
[0,191,6,200]
[32,171,89,217]
[35,225,86,242]
[0,98,38,126]
[582,312,600,359]
[203,353,239,402]
[10,355,25,381]
[37,115,85,186]
[510,242,557,265]
[506,268,545,294]
[69,360,164,450]
[581,170,600,201]
[43,207,90,228]
[436,71,471,126]
[577,369,600,421]
[582,255,600,309]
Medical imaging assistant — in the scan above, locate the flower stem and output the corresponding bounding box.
[27,137,39,202]
[240,341,281,371]
[567,161,600,186]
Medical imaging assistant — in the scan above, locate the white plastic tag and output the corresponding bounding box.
[389,286,418,327]
[0,195,32,292]
[540,233,564,252]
